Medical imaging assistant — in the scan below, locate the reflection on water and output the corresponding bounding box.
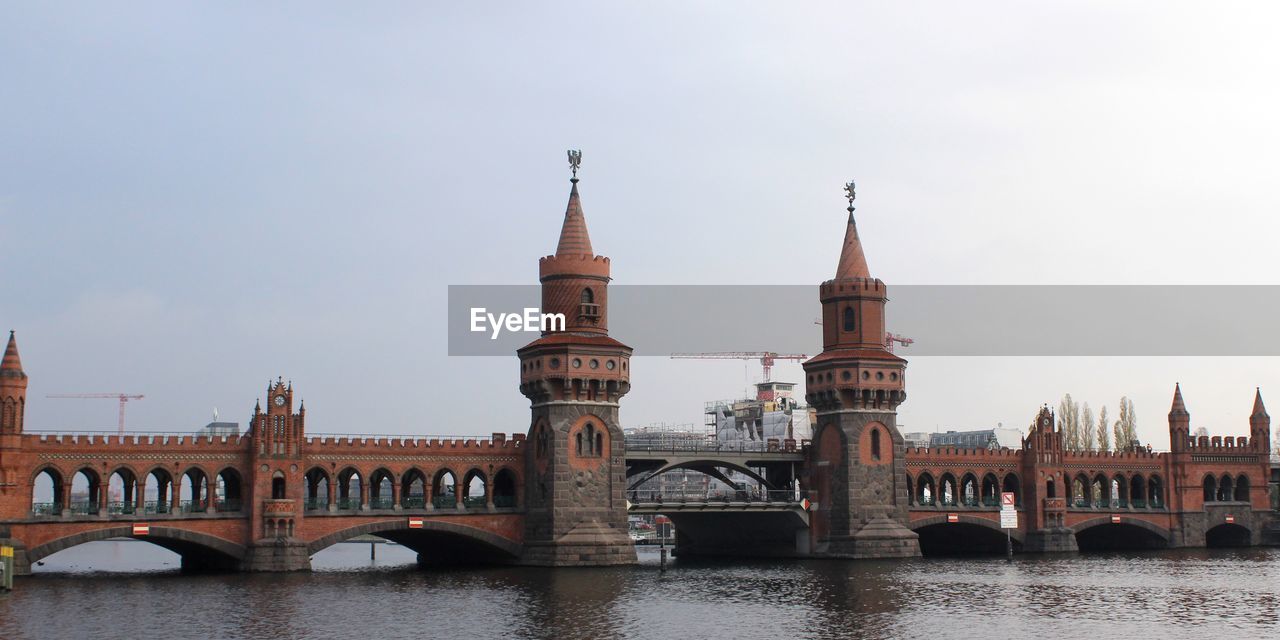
[2,542,1278,640]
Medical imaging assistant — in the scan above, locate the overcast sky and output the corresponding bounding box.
[2,2,1278,447]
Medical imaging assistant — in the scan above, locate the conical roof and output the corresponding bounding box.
[555,181,593,256]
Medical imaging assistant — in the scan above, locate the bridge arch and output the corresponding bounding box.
[911,514,1024,555]
[305,519,521,562]
[626,459,777,491]
[30,465,65,513]
[1206,522,1251,547]
[1072,516,1170,551]
[27,525,247,571]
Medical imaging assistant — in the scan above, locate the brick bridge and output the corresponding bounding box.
[2,171,1276,573]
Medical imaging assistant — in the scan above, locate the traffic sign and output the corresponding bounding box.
[408,518,424,529]
[1111,515,1121,524]
[800,498,812,511]
[0,546,12,557]
[1000,510,1017,529]
[947,513,959,523]
[1001,492,1016,508]
[132,524,150,536]
[1225,515,1235,524]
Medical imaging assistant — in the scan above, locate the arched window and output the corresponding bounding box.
[1203,475,1217,502]
[586,424,595,456]
[1045,478,1056,499]
[870,428,881,461]
[272,472,286,500]
[595,431,603,456]
[1235,474,1250,502]
[842,307,855,331]
[581,288,594,304]
[575,432,583,456]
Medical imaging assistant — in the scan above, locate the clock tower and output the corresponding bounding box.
[244,377,309,571]
[517,153,636,566]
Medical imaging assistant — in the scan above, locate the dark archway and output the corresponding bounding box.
[1217,474,1234,502]
[31,466,64,515]
[1234,474,1249,502]
[1074,518,1170,551]
[1001,473,1021,506]
[71,467,102,515]
[916,473,935,506]
[145,467,174,514]
[463,469,487,508]
[493,468,517,508]
[939,473,957,507]
[912,518,1024,556]
[980,473,999,507]
[1129,475,1146,508]
[401,468,427,509]
[1203,474,1217,503]
[337,467,363,510]
[216,468,243,511]
[369,468,395,509]
[433,469,458,509]
[305,467,331,510]
[305,520,520,565]
[28,525,246,572]
[1205,523,1251,548]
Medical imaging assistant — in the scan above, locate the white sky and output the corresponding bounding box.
[2,2,1278,447]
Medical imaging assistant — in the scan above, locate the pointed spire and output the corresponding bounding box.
[555,179,594,257]
[1170,383,1188,416]
[834,182,870,279]
[1252,387,1268,418]
[2,330,25,378]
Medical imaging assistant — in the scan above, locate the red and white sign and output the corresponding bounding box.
[800,498,812,511]
[1225,515,1235,524]
[408,518,424,529]
[947,513,959,523]
[1111,515,1122,524]
[1001,492,1016,508]
[132,524,150,536]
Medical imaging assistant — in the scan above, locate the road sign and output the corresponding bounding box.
[1111,515,1122,524]
[408,518,424,529]
[1001,492,1015,508]
[132,524,150,536]
[1000,510,1017,529]
[800,498,811,511]
[0,546,12,557]
[1225,515,1235,524]
[947,513,959,523]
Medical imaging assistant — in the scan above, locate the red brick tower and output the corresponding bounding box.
[243,378,309,571]
[1249,388,1270,454]
[803,183,919,558]
[1020,405,1076,551]
[1,332,27,436]
[1168,382,1191,452]
[517,153,636,566]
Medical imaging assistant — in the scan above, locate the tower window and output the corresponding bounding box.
[870,428,881,460]
[842,307,856,331]
[581,288,594,304]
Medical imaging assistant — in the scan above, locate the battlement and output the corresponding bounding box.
[1186,435,1255,452]
[302,432,525,452]
[819,277,886,300]
[539,254,611,279]
[905,446,1024,459]
[1062,448,1165,462]
[24,431,250,450]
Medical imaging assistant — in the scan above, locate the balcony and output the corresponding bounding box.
[262,499,296,516]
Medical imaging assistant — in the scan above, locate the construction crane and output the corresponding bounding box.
[670,352,808,383]
[813,318,915,354]
[47,393,144,434]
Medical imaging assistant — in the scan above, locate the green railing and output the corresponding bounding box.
[216,499,242,512]
[432,495,456,509]
[368,498,394,510]
[304,498,329,511]
[144,501,171,514]
[1150,499,1163,509]
[180,500,207,513]
[1116,499,1128,508]
[463,496,487,508]
[336,498,360,511]
[69,501,99,515]
[493,495,516,508]
[1131,499,1146,508]
[1073,499,1089,508]
[940,498,956,506]
[981,496,999,507]
[31,502,60,515]
[106,501,136,515]
[917,497,935,506]
[402,496,426,509]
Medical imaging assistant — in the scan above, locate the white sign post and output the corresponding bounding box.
[1000,492,1017,561]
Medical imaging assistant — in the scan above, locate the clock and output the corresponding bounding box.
[274,395,286,407]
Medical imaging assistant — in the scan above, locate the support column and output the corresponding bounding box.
[359,479,369,511]
[392,477,402,511]
[454,480,463,510]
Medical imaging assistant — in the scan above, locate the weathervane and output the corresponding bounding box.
[844,180,856,212]
[567,149,582,182]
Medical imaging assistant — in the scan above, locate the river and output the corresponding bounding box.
[1,542,1278,639]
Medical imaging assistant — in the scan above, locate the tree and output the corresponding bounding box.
[1081,403,1095,451]
[1058,394,1081,451]
[1096,405,1110,452]
[1115,396,1137,451]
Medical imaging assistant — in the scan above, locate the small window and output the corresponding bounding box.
[870,428,881,461]
[581,288,594,304]
[842,307,855,331]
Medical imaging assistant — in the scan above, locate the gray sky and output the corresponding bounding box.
[3,2,1278,446]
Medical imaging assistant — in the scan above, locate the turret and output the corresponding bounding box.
[1250,387,1269,453]
[1168,383,1190,451]
[1,331,28,435]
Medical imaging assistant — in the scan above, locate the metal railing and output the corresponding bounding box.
[494,496,516,508]
[432,495,456,509]
[30,502,60,515]
[336,498,360,511]
[368,498,394,510]
[304,498,329,511]
[106,501,137,515]
[401,497,426,509]
[215,499,242,512]
[143,501,171,514]
[69,501,98,515]
[626,489,806,504]
[463,496,487,509]
[179,500,207,514]
[624,438,807,454]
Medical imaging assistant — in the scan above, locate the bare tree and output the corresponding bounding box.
[1115,396,1137,451]
[1081,402,1095,451]
[1097,405,1110,452]
[1059,394,1081,451]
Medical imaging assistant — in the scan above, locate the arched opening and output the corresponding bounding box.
[916,473,935,506]
[1075,521,1169,551]
[433,469,457,509]
[1092,474,1109,508]
[1129,475,1146,508]
[1072,474,1089,508]
[1148,475,1163,508]
[369,468,395,509]
[71,468,102,515]
[107,468,138,514]
[305,467,331,510]
[31,467,63,515]
[145,468,174,514]
[271,471,286,500]
[1112,475,1128,508]
[939,473,957,506]
[337,468,362,510]
[215,468,242,511]
[1218,474,1234,502]
[1205,523,1251,548]
[842,306,855,331]
[915,522,1023,556]
[493,468,517,508]
[1045,477,1056,499]
[306,520,520,567]
[870,428,882,461]
[463,469,487,508]
[401,468,427,509]
[180,468,209,513]
[1203,474,1217,503]
[29,526,246,573]
[1235,474,1250,502]
[580,287,594,304]
[981,473,999,507]
[906,474,915,505]
[1001,473,1021,506]
[960,473,978,507]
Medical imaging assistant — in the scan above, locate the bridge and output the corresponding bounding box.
[3,171,1277,574]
